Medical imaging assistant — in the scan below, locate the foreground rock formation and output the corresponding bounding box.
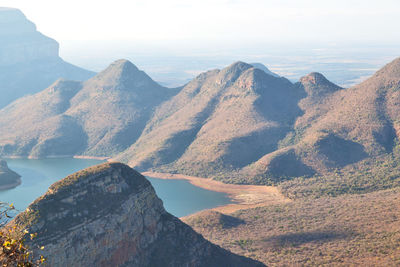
[0,159,20,189]
[11,162,263,267]
[0,7,94,108]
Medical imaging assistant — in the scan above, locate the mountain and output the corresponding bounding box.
[2,57,400,197]
[0,59,177,158]
[0,7,95,108]
[248,58,400,180]
[9,162,264,267]
[250,63,280,77]
[0,159,20,189]
[115,62,303,180]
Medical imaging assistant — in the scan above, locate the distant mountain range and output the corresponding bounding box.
[1,56,400,196]
[0,7,95,108]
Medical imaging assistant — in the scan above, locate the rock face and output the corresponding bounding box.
[0,159,20,189]
[0,7,95,108]
[0,8,58,65]
[12,163,263,267]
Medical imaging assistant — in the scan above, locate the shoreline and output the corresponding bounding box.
[143,171,291,214]
[73,155,111,161]
[3,155,111,161]
[0,177,21,191]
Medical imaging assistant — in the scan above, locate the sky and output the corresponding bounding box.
[1,0,400,47]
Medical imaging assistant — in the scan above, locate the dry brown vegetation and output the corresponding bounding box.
[183,188,400,266]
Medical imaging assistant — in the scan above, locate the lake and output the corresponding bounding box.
[0,158,232,217]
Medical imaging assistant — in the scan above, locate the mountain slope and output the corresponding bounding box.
[115,62,303,177]
[0,60,175,158]
[9,162,264,267]
[0,7,94,108]
[2,56,400,196]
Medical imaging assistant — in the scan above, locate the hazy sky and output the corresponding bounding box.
[1,0,400,46]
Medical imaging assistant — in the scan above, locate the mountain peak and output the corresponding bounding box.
[0,7,19,11]
[216,61,253,85]
[250,63,280,77]
[88,59,159,90]
[299,72,342,97]
[300,72,329,84]
[102,59,140,76]
[225,61,253,72]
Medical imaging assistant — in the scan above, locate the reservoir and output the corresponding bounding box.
[0,158,232,217]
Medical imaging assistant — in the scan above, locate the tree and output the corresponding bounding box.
[0,202,44,267]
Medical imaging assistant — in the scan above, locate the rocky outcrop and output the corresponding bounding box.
[12,162,263,267]
[0,7,95,108]
[0,159,21,189]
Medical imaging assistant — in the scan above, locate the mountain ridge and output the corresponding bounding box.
[1,57,400,198]
[0,59,177,158]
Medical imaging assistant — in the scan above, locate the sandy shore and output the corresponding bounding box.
[142,171,291,214]
[73,155,111,161]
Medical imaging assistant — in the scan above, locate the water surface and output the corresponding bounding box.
[1,158,231,217]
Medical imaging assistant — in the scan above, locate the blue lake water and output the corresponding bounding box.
[0,158,231,217]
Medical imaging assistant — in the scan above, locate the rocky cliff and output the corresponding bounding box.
[11,162,263,267]
[0,159,21,189]
[0,7,58,66]
[0,7,95,108]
